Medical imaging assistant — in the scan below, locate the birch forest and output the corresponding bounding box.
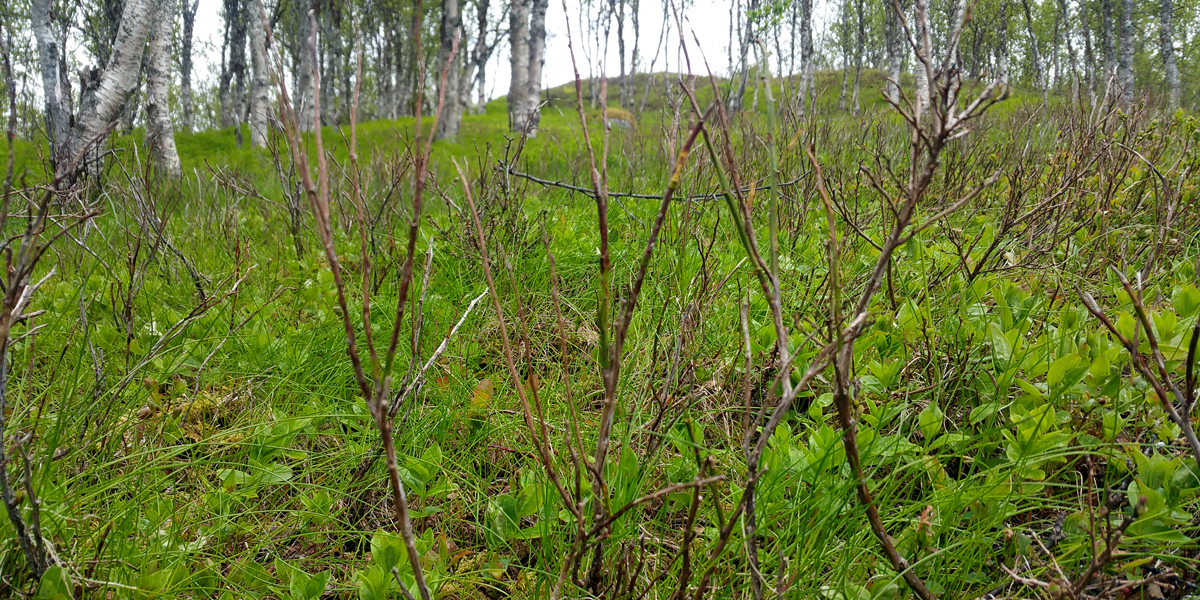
[1,0,1200,598]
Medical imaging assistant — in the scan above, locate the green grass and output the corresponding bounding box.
[1,71,1198,600]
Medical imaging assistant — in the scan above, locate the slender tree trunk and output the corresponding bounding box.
[181,0,197,132]
[508,0,531,132]
[628,0,640,110]
[295,0,316,130]
[248,0,270,147]
[219,0,235,128]
[524,0,548,132]
[798,0,813,115]
[1058,0,1079,103]
[838,0,850,110]
[1159,0,1180,109]
[1021,0,1046,102]
[914,3,930,114]
[998,0,1009,84]
[851,0,863,112]
[886,0,902,103]
[611,0,628,109]
[146,0,180,177]
[729,0,756,112]
[231,0,247,145]
[1118,0,1133,107]
[1102,0,1115,93]
[1082,0,1097,103]
[60,0,155,178]
[30,0,72,167]
[436,0,463,139]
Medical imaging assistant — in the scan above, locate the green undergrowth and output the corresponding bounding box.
[1,82,1199,600]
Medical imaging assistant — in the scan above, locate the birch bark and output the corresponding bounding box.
[145,0,181,177]
[1159,0,1180,108]
[1118,0,1134,107]
[508,0,530,132]
[436,0,463,139]
[248,0,271,147]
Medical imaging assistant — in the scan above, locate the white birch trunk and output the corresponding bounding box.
[436,0,463,139]
[145,0,181,177]
[248,0,271,147]
[914,4,930,116]
[64,0,156,177]
[1159,0,1180,109]
[30,0,73,168]
[524,0,548,133]
[886,0,902,104]
[508,0,531,132]
[1118,0,1134,107]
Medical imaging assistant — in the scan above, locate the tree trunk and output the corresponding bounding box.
[436,0,463,140]
[248,0,270,147]
[1081,0,1096,103]
[1102,0,1115,88]
[231,0,247,145]
[1118,0,1133,107]
[508,0,531,132]
[838,0,850,111]
[886,0,902,103]
[798,0,813,115]
[219,0,235,128]
[181,0,198,132]
[851,0,863,112]
[30,0,72,168]
[525,0,548,132]
[1020,0,1046,102]
[628,0,640,111]
[998,0,1009,84]
[60,0,155,178]
[729,0,756,112]
[611,0,628,109]
[1057,0,1079,103]
[146,0,180,177]
[295,0,316,130]
[914,3,929,115]
[1159,0,1179,109]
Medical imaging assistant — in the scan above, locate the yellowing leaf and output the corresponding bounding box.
[471,378,494,411]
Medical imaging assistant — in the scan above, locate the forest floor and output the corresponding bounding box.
[2,72,1200,600]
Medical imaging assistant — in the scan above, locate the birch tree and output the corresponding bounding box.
[181,0,198,132]
[886,0,904,103]
[1159,0,1180,108]
[436,0,464,139]
[248,0,270,147]
[508,0,530,131]
[32,0,156,178]
[508,0,547,135]
[1118,0,1134,107]
[145,0,180,177]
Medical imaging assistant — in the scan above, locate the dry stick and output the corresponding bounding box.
[1078,278,1200,472]
[254,4,443,599]
[348,28,378,371]
[509,168,807,202]
[349,290,488,482]
[809,144,940,600]
[542,224,586,464]
[455,161,578,520]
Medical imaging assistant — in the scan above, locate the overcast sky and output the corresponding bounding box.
[188,0,821,101]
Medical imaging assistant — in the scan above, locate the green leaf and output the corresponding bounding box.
[1047,353,1089,400]
[370,530,408,572]
[918,403,944,440]
[34,567,72,600]
[987,323,1012,372]
[1172,284,1200,318]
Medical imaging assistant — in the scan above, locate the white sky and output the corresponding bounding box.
[188,0,822,101]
